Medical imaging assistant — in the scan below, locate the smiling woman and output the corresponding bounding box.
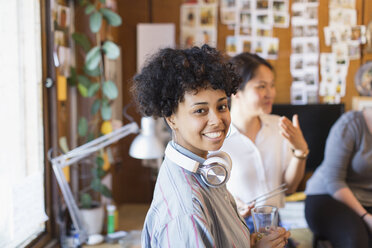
[131,45,290,247]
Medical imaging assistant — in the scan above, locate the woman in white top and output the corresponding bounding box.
[220,53,309,230]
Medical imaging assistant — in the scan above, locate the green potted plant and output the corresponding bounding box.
[67,0,122,235]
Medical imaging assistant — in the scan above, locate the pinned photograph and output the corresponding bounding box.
[306,89,319,104]
[201,0,217,3]
[200,6,216,27]
[58,46,71,77]
[351,25,366,44]
[256,0,270,10]
[274,13,289,28]
[335,76,346,96]
[226,36,238,55]
[304,70,318,86]
[290,54,304,73]
[220,8,236,25]
[196,29,217,47]
[305,6,318,21]
[292,26,304,37]
[304,25,318,37]
[221,0,236,8]
[324,26,339,46]
[292,72,304,83]
[329,8,356,26]
[256,28,272,37]
[54,30,67,47]
[304,54,319,67]
[240,12,252,26]
[329,0,355,9]
[291,38,304,54]
[240,27,252,35]
[338,26,351,42]
[241,37,252,52]
[181,28,196,48]
[267,38,279,59]
[181,5,198,27]
[256,13,271,26]
[304,38,319,53]
[291,82,307,105]
[332,42,348,65]
[57,5,70,29]
[253,40,265,55]
[273,0,287,12]
[348,41,360,60]
[241,0,251,10]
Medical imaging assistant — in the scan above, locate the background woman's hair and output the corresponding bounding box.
[229,53,273,91]
[131,44,241,117]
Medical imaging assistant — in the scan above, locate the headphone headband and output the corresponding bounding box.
[164,142,231,187]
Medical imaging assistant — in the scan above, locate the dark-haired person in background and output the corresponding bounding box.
[132,45,289,247]
[220,53,308,231]
[305,108,372,247]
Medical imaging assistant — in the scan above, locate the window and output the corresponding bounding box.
[0,1,48,247]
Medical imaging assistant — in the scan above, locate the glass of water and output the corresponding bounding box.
[252,205,278,240]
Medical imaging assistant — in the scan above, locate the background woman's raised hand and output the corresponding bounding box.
[279,114,308,153]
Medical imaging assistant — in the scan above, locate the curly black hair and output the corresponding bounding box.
[229,52,274,91]
[131,44,241,117]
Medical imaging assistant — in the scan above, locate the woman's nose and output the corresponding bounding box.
[209,110,223,125]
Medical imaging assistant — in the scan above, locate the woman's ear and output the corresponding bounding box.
[165,115,176,131]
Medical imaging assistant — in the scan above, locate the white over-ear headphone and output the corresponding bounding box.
[165,143,232,187]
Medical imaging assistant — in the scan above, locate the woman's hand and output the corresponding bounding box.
[235,197,255,218]
[251,227,290,248]
[279,114,308,153]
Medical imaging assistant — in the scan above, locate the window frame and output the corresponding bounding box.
[27,0,60,247]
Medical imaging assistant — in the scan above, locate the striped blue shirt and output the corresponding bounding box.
[142,142,251,247]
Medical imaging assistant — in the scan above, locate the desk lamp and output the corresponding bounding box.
[51,117,164,244]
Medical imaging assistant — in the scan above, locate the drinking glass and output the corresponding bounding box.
[252,205,278,240]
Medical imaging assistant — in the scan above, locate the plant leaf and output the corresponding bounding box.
[91,99,101,115]
[87,132,95,142]
[91,178,101,192]
[99,0,106,4]
[101,100,112,120]
[77,83,88,97]
[102,80,118,100]
[96,156,104,167]
[102,41,120,59]
[85,4,95,15]
[100,8,122,27]
[80,193,92,209]
[67,67,77,86]
[84,65,101,77]
[72,32,91,52]
[89,11,102,33]
[77,75,91,87]
[85,46,101,70]
[100,184,112,198]
[87,83,100,97]
[78,117,88,137]
[59,136,69,154]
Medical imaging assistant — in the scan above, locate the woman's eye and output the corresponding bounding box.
[194,109,206,114]
[219,104,228,111]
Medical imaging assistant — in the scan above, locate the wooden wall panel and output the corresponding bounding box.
[115,0,154,204]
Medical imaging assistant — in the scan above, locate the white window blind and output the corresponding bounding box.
[0,0,48,247]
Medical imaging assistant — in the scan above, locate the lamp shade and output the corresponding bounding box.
[129,117,165,159]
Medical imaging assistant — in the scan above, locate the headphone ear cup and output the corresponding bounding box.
[202,151,232,187]
[207,151,232,172]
